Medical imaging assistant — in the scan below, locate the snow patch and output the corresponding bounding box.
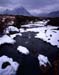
[17,46,29,55]
[0,55,19,75]
[0,35,15,45]
[38,54,51,67]
[10,33,22,39]
[7,21,14,26]
[4,26,19,34]
[35,28,59,48]
[34,20,49,25]
[19,28,26,33]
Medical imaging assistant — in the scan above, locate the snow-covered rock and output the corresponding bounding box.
[10,33,22,39]
[4,26,19,34]
[0,35,15,45]
[0,55,19,75]
[17,46,29,55]
[7,21,14,26]
[38,54,51,67]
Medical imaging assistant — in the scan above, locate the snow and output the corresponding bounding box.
[0,55,19,75]
[0,35,15,45]
[21,24,33,28]
[7,21,14,26]
[21,23,44,28]
[35,26,59,48]
[29,21,33,24]
[21,20,49,28]
[19,28,26,33]
[4,26,19,34]
[10,33,22,39]
[34,20,50,25]
[19,20,59,48]
[38,54,51,67]
[23,23,59,48]
[17,46,29,55]
[20,20,59,48]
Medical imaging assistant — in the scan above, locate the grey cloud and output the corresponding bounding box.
[0,0,59,14]
[0,0,11,6]
[0,0,58,8]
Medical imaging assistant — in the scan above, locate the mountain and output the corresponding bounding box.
[12,7,31,16]
[36,11,59,17]
[47,11,59,17]
[1,7,31,16]
[2,9,12,15]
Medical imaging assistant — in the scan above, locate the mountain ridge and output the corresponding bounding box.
[36,11,59,17]
[1,7,31,16]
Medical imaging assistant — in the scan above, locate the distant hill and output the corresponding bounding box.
[2,9,11,15]
[36,11,59,17]
[1,7,31,16]
[47,11,59,17]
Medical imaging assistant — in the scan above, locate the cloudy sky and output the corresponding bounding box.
[0,0,59,14]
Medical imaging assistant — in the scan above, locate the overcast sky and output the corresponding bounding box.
[0,0,59,14]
